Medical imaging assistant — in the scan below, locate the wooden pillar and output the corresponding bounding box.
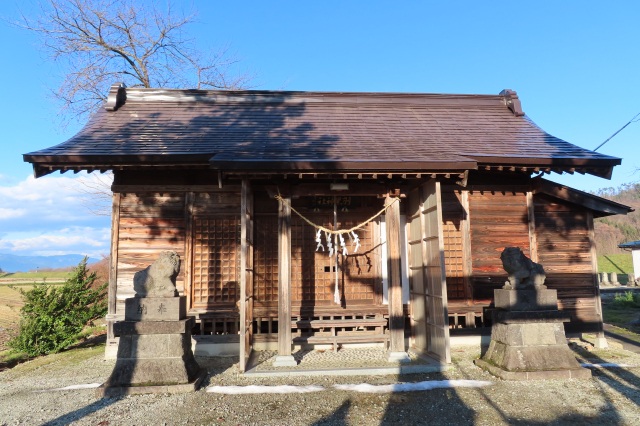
[526,191,538,262]
[183,192,195,311]
[240,180,255,372]
[588,210,608,349]
[105,192,121,359]
[273,194,297,367]
[386,194,409,362]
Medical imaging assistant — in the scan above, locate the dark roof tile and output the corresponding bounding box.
[24,87,620,177]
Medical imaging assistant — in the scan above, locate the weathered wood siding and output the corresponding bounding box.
[534,193,599,329]
[115,192,187,311]
[467,189,531,300]
[439,184,601,332]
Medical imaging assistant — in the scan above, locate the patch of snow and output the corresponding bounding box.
[581,363,634,368]
[206,385,325,394]
[205,380,494,395]
[333,380,493,393]
[34,383,102,392]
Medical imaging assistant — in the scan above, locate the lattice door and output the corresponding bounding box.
[253,213,381,308]
[191,217,241,309]
[291,214,379,306]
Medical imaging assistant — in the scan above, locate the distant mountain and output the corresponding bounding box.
[592,182,640,255]
[0,253,100,273]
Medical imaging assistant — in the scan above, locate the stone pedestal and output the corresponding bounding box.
[475,289,591,380]
[97,296,204,396]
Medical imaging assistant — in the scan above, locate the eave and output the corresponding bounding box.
[533,178,634,217]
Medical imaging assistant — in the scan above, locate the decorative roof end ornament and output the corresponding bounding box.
[105,82,127,111]
[499,89,524,117]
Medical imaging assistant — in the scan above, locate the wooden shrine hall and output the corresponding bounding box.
[24,84,632,370]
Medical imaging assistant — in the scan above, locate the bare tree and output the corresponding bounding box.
[19,0,251,122]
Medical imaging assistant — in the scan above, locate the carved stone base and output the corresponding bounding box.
[98,317,203,395]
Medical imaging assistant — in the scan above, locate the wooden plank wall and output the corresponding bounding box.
[467,189,530,300]
[115,192,187,310]
[534,194,599,327]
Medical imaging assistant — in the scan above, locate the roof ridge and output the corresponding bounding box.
[104,82,513,110]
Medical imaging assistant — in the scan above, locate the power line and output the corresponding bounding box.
[594,112,640,152]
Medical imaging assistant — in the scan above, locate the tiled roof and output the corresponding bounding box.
[24,85,621,178]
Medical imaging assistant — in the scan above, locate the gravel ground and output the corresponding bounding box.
[1,340,640,426]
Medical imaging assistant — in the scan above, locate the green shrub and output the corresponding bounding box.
[8,258,107,357]
[612,291,640,308]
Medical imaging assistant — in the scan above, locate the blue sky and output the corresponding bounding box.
[1,1,639,258]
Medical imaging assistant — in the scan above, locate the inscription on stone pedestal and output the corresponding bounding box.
[124,296,186,321]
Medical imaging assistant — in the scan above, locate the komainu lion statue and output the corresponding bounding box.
[133,251,181,297]
[500,247,546,290]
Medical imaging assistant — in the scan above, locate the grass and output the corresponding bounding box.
[0,270,71,281]
[601,291,640,338]
[0,349,30,370]
[598,253,634,285]
[0,325,107,371]
[1,341,105,372]
[598,253,633,274]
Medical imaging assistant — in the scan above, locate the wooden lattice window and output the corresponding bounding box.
[441,190,467,300]
[442,219,466,300]
[254,215,279,304]
[192,217,241,309]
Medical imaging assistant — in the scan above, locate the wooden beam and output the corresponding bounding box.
[385,194,405,354]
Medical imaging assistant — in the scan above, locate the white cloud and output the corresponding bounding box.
[0,208,26,220]
[0,173,113,257]
[0,227,111,258]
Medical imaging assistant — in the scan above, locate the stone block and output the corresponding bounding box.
[494,289,558,311]
[124,296,186,321]
[97,371,206,397]
[105,355,201,387]
[483,342,584,372]
[474,359,591,380]
[520,323,560,346]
